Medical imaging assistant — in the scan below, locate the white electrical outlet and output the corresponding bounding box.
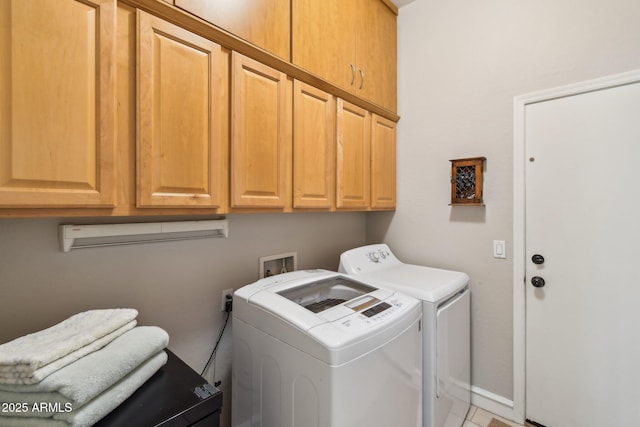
[221,288,234,312]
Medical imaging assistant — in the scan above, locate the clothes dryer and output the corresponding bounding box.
[232,269,422,427]
[339,244,470,427]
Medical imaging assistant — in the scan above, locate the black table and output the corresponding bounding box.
[94,349,223,427]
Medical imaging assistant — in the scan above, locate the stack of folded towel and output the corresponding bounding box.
[0,309,169,427]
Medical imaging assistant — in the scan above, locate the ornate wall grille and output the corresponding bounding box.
[450,157,485,205]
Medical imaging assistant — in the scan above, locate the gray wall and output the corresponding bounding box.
[0,212,366,427]
[367,0,640,404]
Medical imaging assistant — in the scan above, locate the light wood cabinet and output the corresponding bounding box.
[356,0,397,111]
[137,11,227,208]
[370,114,396,209]
[1,0,396,217]
[294,89,396,212]
[292,0,397,111]
[231,52,292,209]
[292,0,354,92]
[293,81,336,209]
[0,0,116,208]
[175,0,290,60]
[336,99,371,209]
[336,102,396,211]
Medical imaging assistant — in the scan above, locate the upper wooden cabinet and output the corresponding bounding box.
[174,0,290,60]
[356,0,397,111]
[292,0,397,112]
[292,0,354,92]
[370,114,396,209]
[336,101,396,211]
[1,0,396,217]
[136,11,227,208]
[231,53,292,209]
[336,99,371,209]
[0,0,116,208]
[293,81,336,209]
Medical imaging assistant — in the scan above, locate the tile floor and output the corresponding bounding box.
[464,406,526,427]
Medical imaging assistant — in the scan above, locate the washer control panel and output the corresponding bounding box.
[362,301,391,317]
[339,244,400,274]
[336,294,415,333]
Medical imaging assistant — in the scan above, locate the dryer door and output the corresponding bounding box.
[436,289,471,427]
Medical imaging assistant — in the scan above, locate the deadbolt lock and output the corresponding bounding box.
[532,254,545,265]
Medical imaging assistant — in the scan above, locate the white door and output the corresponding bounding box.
[524,79,640,427]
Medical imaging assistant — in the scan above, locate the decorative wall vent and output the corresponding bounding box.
[450,157,486,206]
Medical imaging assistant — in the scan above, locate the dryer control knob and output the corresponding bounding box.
[369,252,380,262]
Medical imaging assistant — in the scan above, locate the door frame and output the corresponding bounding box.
[512,69,640,425]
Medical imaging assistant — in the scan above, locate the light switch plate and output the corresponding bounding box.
[493,240,506,259]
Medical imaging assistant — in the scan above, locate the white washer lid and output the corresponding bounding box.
[339,244,469,303]
[356,264,468,302]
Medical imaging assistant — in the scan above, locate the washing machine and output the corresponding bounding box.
[339,244,471,427]
[232,269,422,427]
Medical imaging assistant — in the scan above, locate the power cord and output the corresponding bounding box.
[200,295,232,377]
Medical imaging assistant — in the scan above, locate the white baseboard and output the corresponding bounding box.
[471,385,521,423]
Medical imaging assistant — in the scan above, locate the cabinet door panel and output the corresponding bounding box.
[0,0,115,207]
[137,11,225,208]
[175,0,290,60]
[371,114,396,209]
[293,81,335,209]
[231,53,291,208]
[292,0,356,92]
[356,0,397,111]
[336,99,370,209]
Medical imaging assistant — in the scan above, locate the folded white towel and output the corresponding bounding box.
[0,351,168,427]
[0,326,169,417]
[0,309,138,385]
[0,322,137,386]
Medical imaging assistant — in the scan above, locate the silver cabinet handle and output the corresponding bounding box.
[350,64,356,85]
[359,69,364,89]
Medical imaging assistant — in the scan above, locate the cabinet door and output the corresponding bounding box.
[231,53,291,208]
[336,99,370,209]
[292,0,356,93]
[0,0,116,207]
[175,0,290,60]
[356,0,397,111]
[293,81,335,209]
[370,114,396,209]
[137,11,226,208]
